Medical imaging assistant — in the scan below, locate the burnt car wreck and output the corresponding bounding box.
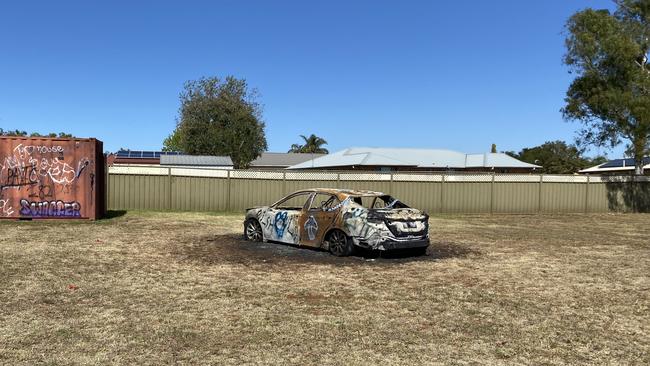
[243,189,429,256]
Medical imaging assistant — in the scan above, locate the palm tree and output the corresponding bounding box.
[287,134,329,154]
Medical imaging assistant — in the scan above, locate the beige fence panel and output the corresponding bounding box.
[493,182,539,213]
[390,181,442,213]
[171,176,229,211]
[106,167,650,214]
[229,179,284,211]
[443,182,491,213]
[541,183,588,213]
[109,174,169,211]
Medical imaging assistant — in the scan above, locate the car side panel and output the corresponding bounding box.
[254,207,301,244]
[299,209,339,248]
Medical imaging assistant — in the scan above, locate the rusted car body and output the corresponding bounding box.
[243,188,429,256]
[0,136,105,220]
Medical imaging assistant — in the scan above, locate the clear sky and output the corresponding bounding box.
[0,0,620,157]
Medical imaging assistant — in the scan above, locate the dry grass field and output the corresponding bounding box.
[1,212,649,365]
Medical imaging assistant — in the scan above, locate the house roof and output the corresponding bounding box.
[115,150,182,159]
[287,147,541,170]
[250,152,327,167]
[579,157,650,173]
[160,154,233,167]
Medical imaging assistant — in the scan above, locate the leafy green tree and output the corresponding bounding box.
[0,129,27,136]
[162,129,182,152]
[511,140,606,174]
[563,0,650,174]
[164,76,267,168]
[287,134,329,154]
[1,129,74,137]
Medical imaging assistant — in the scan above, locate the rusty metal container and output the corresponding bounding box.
[0,136,105,220]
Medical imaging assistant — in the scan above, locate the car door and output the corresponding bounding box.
[263,192,312,244]
[299,193,341,248]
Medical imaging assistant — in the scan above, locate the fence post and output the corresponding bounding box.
[167,167,172,211]
[631,174,636,213]
[336,173,340,189]
[490,173,495,214]
[389,173,393,194]
[105,162,110,212]
[584,175,590,213]
[440,173,445,214]
[538,174,543,213]
[282,171,287,195]
[226,170,232,212]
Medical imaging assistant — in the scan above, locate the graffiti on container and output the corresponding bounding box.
[19,199,81,217]
[1,164,38,190]
[1,144,91,192]
[29,145,65,154]
[0,199,14,217]
[28,184,53,200]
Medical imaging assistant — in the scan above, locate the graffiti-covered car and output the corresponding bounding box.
[243,189,429,256]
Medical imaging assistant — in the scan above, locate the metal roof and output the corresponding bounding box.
[287,147,541,169]
[160,154,233,167]
[250,152,327,167]
[115,150,182,158]
[579,157,650,173]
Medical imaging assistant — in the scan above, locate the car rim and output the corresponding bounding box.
[329,231,346,255]
[246,221,262,241]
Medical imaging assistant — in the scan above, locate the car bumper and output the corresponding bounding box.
[352,236,429,251]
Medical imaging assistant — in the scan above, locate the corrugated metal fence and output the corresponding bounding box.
[107,166,650,213]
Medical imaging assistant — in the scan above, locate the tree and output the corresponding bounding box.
[162,129,182,152]
[491,144,497,153]
[163,76,267,168]
[0,129,72,137]
[0,129,27,136]
[287,134,329,154]
[510,140,606,174]
[563,1,650,175]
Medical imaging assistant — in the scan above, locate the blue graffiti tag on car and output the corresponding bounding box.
[274,211,288,238]
[305,215,318,240]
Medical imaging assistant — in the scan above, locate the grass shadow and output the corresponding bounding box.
[102,210,127,219]
[175,233,480,266]
[356,241,480,261]
[427,241,481,259]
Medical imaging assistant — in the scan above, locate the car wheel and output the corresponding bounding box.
[327,230,354,257]
[244,219,263,242]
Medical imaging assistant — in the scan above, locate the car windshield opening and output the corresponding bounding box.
[351,195,409,209]
[273,193,311,210]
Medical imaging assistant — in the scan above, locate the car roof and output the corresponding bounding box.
[290,188,385,198]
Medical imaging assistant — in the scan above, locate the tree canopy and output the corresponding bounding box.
[163,76,267,168]
[506,140,607,174]
[0,129,74,138]
[563,0,650,174]
[287,134,329,154]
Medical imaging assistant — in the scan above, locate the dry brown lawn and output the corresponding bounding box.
[0,212,649,365]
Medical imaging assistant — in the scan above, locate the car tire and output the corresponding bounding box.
[327,229,354,257]
[244,219,263,242]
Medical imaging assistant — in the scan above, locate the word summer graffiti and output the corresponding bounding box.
[19,199,81,217]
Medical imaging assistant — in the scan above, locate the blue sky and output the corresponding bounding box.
[0,0,620,156]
